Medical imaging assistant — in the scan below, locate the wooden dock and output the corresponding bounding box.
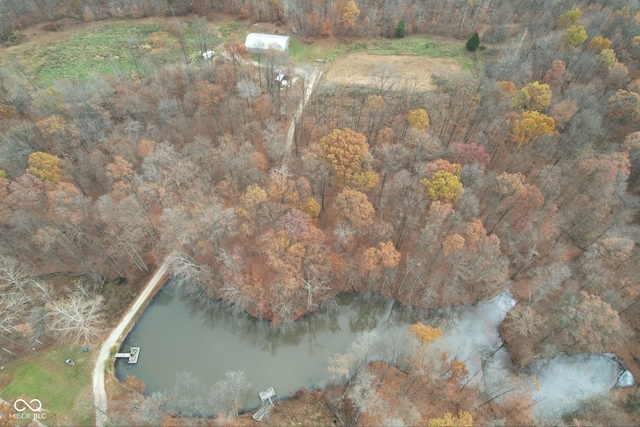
[114,346,140,364]
[259,387,276,405]
[252,405,272,422]
[253,387,277,421]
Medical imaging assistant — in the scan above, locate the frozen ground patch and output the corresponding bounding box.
[428,292,634,418]
[433,292,516,386]
[528,353,625,419]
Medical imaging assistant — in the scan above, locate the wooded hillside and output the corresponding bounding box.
[1,0,640,425]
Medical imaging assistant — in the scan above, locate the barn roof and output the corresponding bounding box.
[245,33,290,51]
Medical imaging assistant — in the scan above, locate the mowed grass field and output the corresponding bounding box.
[1,344,94,426]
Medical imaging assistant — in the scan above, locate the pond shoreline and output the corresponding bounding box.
[115,280,635,421]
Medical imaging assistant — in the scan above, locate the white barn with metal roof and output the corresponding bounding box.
[245,33,290,52]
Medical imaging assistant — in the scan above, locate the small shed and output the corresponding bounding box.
[245,33,290,52]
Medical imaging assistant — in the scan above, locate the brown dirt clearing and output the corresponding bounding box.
[324,52,462,91]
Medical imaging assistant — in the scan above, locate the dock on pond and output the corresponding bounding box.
[259,387,276,405]
[114,346,140,364]
[252,387,277,421]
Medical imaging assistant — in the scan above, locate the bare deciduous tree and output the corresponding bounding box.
[370,62,400,96]
[45,295,105,345]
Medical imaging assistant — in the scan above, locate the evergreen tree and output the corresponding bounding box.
[395,20,406,38]
[466,32,480,51]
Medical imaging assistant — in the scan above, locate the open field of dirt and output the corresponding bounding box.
[323,52,462,90]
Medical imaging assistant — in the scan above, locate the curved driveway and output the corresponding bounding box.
[92,260,169,426]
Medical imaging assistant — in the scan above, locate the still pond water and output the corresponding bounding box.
[115,280,421,408]
[116,280,631,418]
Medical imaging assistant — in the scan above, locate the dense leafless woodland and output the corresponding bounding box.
[1,0,640,425]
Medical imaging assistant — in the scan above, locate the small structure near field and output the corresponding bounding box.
[202,50,215,60]
[245,33,290,52]
[275,69,291,87]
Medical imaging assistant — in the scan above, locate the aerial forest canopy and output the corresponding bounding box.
[1,0,640,425]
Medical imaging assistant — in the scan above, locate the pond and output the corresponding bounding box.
[115,280,422,409]
[115,280,634,417]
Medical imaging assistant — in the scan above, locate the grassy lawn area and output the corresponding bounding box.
[1,16,475,89]
[8,21,166,87]
[3,20,224,88]
[288,37,341,63]
[290,34,474,70]
[368,35,476,69]
[1,344,94,426]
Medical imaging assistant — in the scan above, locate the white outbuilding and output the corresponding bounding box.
[244,33,290,52]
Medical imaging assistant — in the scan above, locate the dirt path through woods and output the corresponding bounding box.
[92,259,170,427]
[285,67,323,156]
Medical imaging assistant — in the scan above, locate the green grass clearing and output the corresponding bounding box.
[4,20,225,88]
[287,37,341,63]
[1,344,94,426]
[292,35,474,70]
[368,35,475,69]
[2,17,475,88]
[217,21,247,39]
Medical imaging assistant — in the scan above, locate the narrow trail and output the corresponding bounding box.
[285,68,323,155]
[92,259,170,427]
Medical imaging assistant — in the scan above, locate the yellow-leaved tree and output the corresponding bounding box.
[562,25,588,48]
[510,111,555,146]
[421,171,463,202]
[428,410,473,427]
[26,152,65,186]
[514,82,552,112]
[597,48,617,71]
[300,197,321,218]
[341,0,361,29]
[556,8,582,28]
[407,108,430,131]
[588,35,612,51]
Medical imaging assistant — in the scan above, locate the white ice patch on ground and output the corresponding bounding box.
[432,292,516,387]
[529,354,620,419]
[428,292,633,419]
[617,370,635,387]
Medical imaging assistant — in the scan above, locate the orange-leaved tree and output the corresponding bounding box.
[319,128,378,190]
[334,188,374,231]
[409,322,443,344]
[361,240,401,282]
